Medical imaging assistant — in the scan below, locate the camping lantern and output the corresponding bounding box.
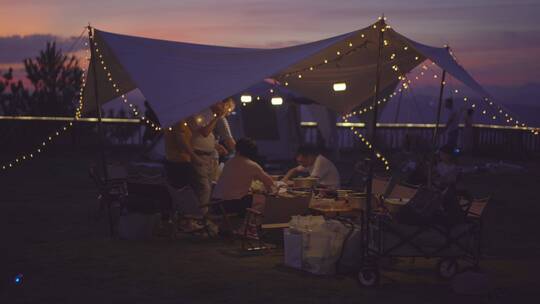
[240,95,252,103]
[333,82,347,92]
[271,97,283,106]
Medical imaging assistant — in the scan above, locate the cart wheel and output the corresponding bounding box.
[357,267,380,287]
[437,258,458,279]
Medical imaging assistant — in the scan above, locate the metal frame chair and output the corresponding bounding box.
[242,194,312,251]
[88,167,127,236]
[358,196,490,287]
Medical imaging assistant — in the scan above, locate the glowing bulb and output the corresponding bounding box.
[240,95,252,103]
[333,82,347,92]
[271,97,283,105]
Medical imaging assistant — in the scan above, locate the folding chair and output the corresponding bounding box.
[89,167,127,236]
[369,177,390,208]
[387,183,419,200]
[363,196,491,285]
[466,197,490,219]
[243,194,312,251]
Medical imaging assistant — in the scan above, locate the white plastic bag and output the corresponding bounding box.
[288,215,325,233]
[283,228,303,269]
[301,220,349,275]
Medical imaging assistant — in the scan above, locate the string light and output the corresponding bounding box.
[403,56,537,133]
[92,36,161,132]
[447,48,539,134]
[342,122,391,171]
[1,31,91,172]
[279,32,372,79]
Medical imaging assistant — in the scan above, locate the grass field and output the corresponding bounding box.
[1,150,539,303]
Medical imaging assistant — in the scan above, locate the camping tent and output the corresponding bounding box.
[82,19,489,127]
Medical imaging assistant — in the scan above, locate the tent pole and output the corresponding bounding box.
[393,88,404,123]
[427,46,449,187]
[364,18,385,259]
[88,26,108,181]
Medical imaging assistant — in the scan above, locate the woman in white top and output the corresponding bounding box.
[212,138,274,216]
[283,144,340,189]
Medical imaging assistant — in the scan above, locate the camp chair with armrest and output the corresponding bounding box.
[386,183,419,200]
[89,167,128,236]
[465,197,490,218]
[243,194,312,251]
[367,177,390,209]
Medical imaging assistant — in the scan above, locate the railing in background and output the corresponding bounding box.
[301,122,540,156]
[1,115,538,161]
[0,116,143,158]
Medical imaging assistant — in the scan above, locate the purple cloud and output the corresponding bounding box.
[0,34,85,64]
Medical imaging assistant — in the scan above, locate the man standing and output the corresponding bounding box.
[164,119,202,190]
[283,144,340,189]
[214,98,237,155]
[163,119,205,231]
[189,103,226,209]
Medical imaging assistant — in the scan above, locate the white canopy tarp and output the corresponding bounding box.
[83,20,489,127]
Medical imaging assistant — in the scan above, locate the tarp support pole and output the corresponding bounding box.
[393,89,404,123]
[88,26,108,181]
[363,18,385,260]
[428,46,449,187]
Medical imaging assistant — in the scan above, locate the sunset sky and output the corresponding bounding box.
[0,0,539,87]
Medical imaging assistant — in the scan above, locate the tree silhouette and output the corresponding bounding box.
[23,41,83,116]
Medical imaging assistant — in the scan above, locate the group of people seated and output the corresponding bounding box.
[163,97,341,230]
[162,96,468,233]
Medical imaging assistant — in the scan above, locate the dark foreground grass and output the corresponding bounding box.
[1,151,539,303]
